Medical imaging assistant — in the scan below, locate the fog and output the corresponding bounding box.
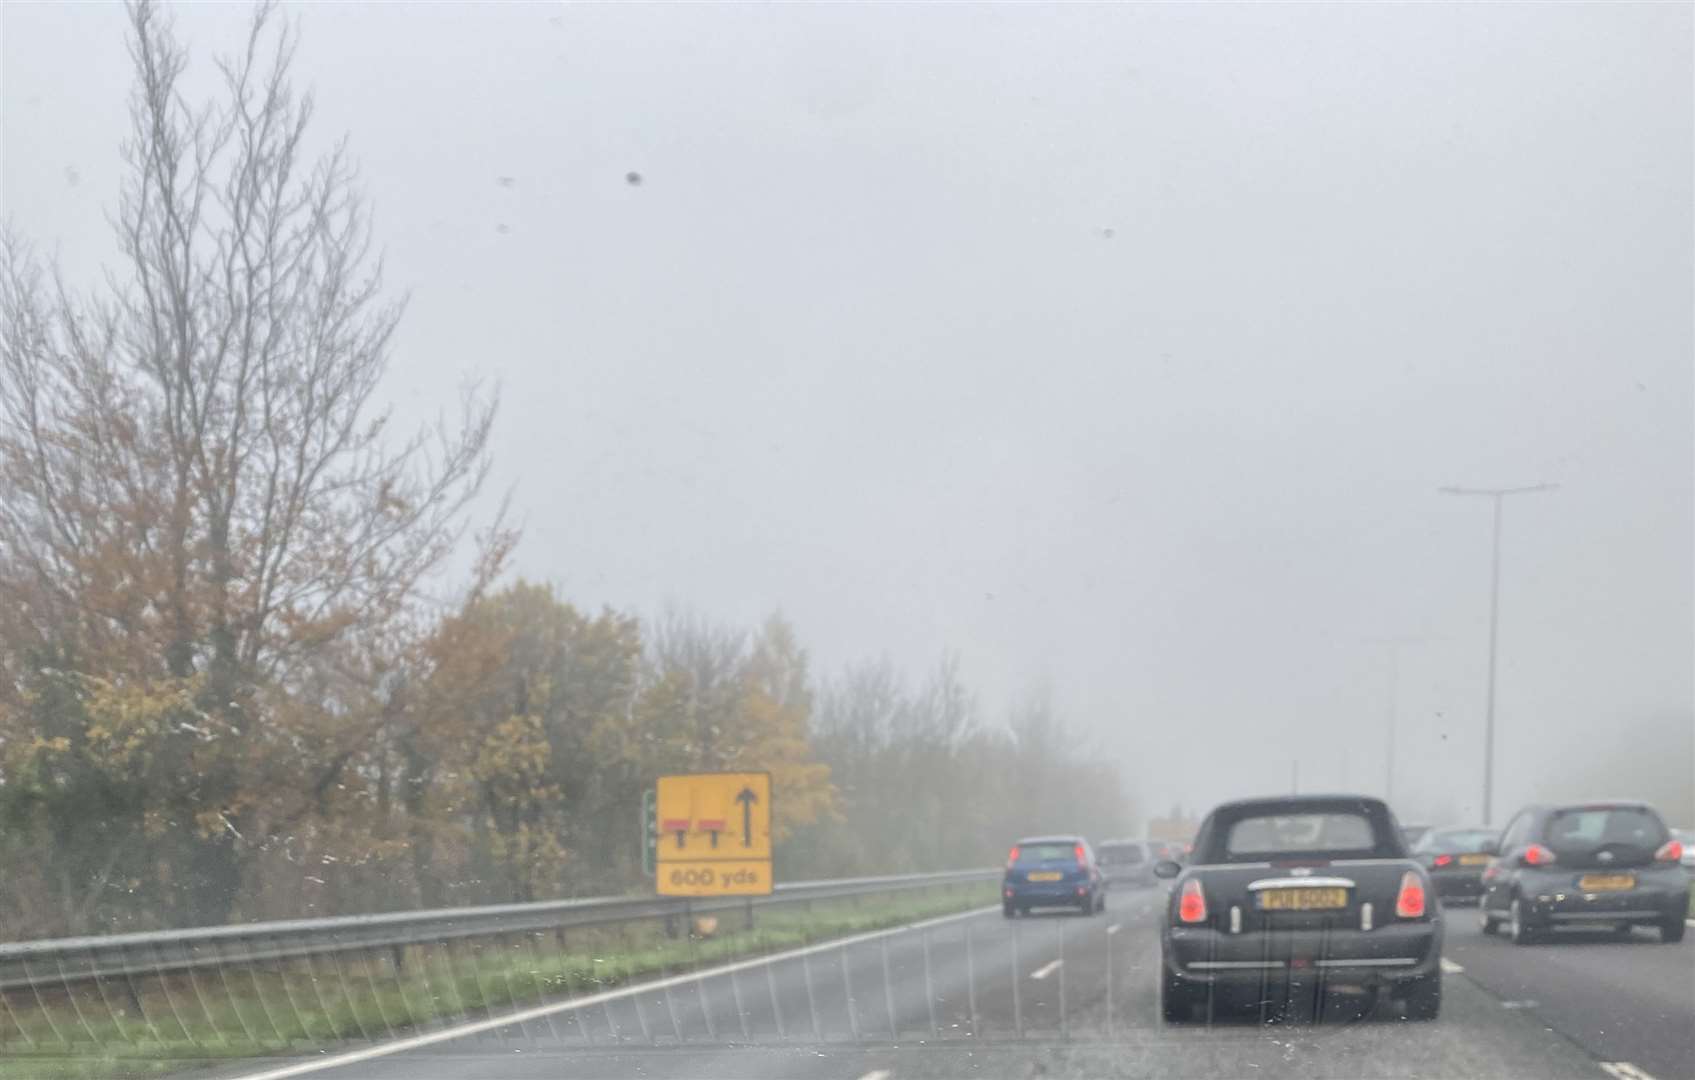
[5,2,1690,828]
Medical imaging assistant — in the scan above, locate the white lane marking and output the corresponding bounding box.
[1107,923,1122,935]
[858,1072,893,1080]
[1500,999,1539,1009]
[1439,958,1464,974]
[221,905,999,1080]
[1685,918,1694,927]
[1601,1062,1658,1080]
[1030,958,1064,980]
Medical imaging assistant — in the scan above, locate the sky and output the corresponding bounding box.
[4,1,1691,829]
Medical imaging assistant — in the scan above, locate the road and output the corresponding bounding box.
[208,891,1693,1080]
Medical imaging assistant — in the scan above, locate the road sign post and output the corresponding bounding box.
[641,787,658,878]
[653,772,773,898]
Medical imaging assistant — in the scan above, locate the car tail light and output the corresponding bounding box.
[1178,879,1207,923]
[1655,838,1684,863]
[1006,846,1020,868]
[1075,844,1087,865]
[1523,843,1556,867]
[1433,854,1453,868]
[1395,871,1426,918]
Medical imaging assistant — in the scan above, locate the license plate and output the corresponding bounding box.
[1258,887,1348,911]
[1578,873,1634,892]
[1459,854,1490,866]
[1027,871,1063,882]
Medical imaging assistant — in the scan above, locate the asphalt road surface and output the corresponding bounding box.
[208,890,1693,1080]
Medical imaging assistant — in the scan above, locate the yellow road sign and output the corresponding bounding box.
[655,772,771,897]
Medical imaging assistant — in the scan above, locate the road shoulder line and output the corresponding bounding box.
[220,904,999,1080]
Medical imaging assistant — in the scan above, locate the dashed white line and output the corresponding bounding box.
[1030,958,1064,980]
[858,1071,893,1080]
[1439,958,1464,974]
[1106,923,1122,935]
[1601,1062,1658,1080]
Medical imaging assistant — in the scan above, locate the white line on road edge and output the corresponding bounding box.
[1030,958,1064,980]
[222,904,999,1080]
[1439,958,1464,974]
[1106,923,1121,935]
[858,1071,893,1080]
[1601,1062,1658,1080]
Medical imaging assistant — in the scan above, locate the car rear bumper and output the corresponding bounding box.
[1004,883,1092,906]
[1162,922,1441,987]
[1521,889,1687,924]
[1431,870,1485,898]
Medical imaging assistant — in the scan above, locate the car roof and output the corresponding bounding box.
[1520,800,1660,816]
[1208,794,1392,815]
[1014,835,1085,845]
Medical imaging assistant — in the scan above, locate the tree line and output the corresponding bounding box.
[0,1,1131,939]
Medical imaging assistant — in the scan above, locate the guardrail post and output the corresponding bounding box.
[390,943,406,973]
[743,898,754,932]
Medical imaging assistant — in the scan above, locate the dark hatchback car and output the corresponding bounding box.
[1480,802,1688,944]
[1411,826,1498,903]
[1002,836,1105,916]
[1097,839,1156,888]
[1156,795,1443,1022]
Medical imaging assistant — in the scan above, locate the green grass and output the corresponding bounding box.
[0,883,994,1079]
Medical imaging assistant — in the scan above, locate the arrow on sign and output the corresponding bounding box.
[735,786,759,847]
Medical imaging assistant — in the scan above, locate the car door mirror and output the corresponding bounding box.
[1153,859,1182,879]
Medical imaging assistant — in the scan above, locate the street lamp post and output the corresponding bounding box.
[1439,483,1558,825]
[1364,636,1427,807]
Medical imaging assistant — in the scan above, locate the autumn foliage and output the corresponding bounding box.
[0,2,1129,938]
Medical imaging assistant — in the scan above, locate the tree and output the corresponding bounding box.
[0,0,495,928]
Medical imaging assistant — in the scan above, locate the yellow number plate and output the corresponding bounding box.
[1459,854,1490,866]
[1578,874,1634,892]
[1027,871,1063,882]
[1258,887,1348,911]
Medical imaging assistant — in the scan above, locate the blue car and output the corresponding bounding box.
[1002,835,1105,916]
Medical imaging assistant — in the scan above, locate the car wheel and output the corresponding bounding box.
[1478,907,1498,936]
[1160,969,1200,1024]
[1660,917,1686,944]
[1401,973,1441,1021]
[1002,901,1015,919]
[1508,897,1538,945]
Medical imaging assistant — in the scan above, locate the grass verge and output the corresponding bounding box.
[0,882,994,1079]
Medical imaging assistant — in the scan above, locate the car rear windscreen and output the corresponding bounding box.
[1014,843,1077,864]
[1543,807,1667,851]
[1419,829,1497,854]
[1098,844,1144,864]
[1225,813,1375,856]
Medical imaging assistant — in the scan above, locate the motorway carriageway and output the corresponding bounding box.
[204,888,1694,1080]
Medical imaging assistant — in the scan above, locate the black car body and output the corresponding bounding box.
[1002,835,1105,916]
[1157,795,1443,1022]
[1412,826,1498,903]
[1097,839,1156,888]
[1479,802,1689,944]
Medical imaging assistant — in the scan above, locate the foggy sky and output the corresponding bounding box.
[5,2,1691,828]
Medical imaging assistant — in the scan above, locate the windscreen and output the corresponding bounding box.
[1542,808,1667,853]
[1098,844,1145,865]
[1014,843,1079,865]
[2,2,1688,1075]
[1416,829,1497,854]
[1225,813,1377,856]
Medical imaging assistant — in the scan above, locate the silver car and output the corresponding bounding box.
[1096,839,1158,888]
